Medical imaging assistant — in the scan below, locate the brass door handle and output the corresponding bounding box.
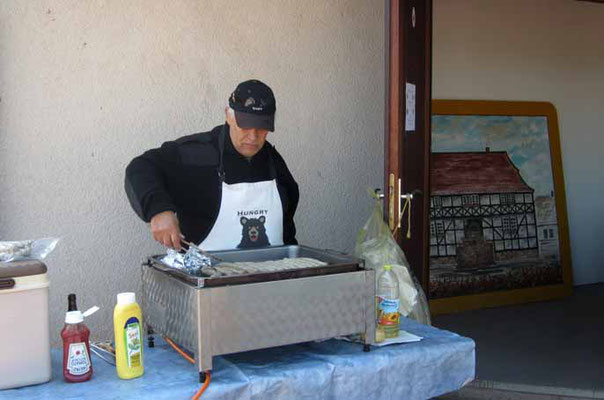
[397,178,413,239]
[388,174,396,230]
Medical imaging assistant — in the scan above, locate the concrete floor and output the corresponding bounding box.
[432,283,604,399]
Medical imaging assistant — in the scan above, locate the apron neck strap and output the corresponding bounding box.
[217,124,227,182]
[267,146,277,180]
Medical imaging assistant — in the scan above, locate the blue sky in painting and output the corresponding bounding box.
[432,115,554,196]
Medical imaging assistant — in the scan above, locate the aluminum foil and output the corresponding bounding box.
[162,248,212,275]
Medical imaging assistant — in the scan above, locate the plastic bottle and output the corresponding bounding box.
[113,292,144,379]
[376,265,400,340]
[61,294,99,383]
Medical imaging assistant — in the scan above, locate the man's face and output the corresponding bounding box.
[226,108,269,158]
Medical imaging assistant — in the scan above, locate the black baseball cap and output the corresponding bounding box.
[228,79,276,132]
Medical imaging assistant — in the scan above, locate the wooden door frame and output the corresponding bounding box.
[384,0,432,292]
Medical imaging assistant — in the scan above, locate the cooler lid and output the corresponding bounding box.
[0,259,47,278]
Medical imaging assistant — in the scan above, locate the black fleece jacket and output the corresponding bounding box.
[125,124,299,245]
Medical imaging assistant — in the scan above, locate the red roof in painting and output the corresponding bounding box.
[431,151,534,195]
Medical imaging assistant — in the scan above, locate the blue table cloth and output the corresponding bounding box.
[2,318,475,400]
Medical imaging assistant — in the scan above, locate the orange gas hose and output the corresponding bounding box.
[192,372,211,400]
[163,335,195,364]
[163,336,211,399]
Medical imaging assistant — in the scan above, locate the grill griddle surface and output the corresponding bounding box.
[148,245,363,287]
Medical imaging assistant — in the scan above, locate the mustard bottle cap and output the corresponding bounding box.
[117,292,136,305]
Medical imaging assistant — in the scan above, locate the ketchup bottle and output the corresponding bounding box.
[61,294,98,383]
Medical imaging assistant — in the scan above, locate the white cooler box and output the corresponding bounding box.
[0,260,51,389]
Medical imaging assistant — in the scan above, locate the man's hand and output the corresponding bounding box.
[150,211,182,251]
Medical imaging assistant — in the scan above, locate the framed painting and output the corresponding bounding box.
[428,100,572,314]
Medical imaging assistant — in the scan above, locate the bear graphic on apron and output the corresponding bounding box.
[199,127,284,251]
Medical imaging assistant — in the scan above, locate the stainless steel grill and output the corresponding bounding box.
[141,245,376,376]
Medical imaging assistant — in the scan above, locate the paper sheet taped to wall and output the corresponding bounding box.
[405,82,416,132]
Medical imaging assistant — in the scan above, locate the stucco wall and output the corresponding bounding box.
[433,0,604,285]
[0,1,385,344]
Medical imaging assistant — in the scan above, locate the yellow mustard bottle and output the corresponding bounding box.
[113,292,144,379]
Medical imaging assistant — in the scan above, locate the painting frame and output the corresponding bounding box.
[429,100,573,315]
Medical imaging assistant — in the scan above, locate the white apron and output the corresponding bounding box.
[200,179,284,251]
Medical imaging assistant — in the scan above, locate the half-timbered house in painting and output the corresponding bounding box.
[430,150,539,269]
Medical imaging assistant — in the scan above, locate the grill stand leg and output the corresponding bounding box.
[197,290,213,379]
[199,371,211,383]
[362,269,376,350]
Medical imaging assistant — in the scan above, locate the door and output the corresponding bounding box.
[384,0,432,292]
[465,218,484,241]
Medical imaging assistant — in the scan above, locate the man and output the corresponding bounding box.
[125,79,299,251]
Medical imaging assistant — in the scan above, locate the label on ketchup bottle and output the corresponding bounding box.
[67,342,91,375]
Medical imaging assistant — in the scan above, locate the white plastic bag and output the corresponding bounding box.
[355,190,431,325]
[0,238,60,262]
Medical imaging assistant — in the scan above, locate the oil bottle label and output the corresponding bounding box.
[67,342,91,375]
[124,317,142,368]
[377,296,400,338]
